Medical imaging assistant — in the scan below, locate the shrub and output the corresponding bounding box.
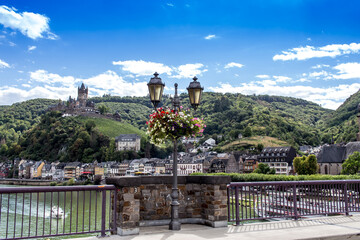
[190,172,360,182]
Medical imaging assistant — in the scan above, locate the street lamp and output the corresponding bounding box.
[147,72,165,109]
[187,76,204,111]
[147,72,203,231]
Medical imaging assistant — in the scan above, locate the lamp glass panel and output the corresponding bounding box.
[193,89,202,105]
[188,90,195,104]
[148,85,155,101]
[154,84,163,102]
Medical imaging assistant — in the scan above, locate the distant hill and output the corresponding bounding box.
[321,89,360,143]
[220,136,289,152]
[1,90,360,152]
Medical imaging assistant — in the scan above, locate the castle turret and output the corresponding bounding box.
[77,83,88,108]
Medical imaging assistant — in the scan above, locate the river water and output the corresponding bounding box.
[0,184,112,239]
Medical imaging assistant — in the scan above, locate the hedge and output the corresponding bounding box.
[190,172,360,182]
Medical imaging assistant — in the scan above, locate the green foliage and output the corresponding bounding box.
[243,126,252,137]
[342,151,360,175]
[98,104,110,114]
[293,154,318,175]
[253,163,275,174]
[321,90,360,143]
[6,111,111,162]
[0,99,58,145]
[191,172,360,182]
[77,117,145,139]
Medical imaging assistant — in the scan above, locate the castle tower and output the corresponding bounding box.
[77,83,88,108]
[357,103,360,141]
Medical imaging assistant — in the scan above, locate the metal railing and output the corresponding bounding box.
[228,180,360,225]
[0,185,116,240]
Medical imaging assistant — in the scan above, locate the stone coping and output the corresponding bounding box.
[106,175,231,187]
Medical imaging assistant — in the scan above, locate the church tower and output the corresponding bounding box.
[77,83,88,108]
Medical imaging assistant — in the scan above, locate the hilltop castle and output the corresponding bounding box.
[49,83,95,113]
[48,83,121,121]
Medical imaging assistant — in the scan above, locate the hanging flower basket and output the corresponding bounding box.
[146,107,206,144]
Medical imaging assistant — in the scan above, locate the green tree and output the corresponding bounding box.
[293,154,318,175]
[253,163,275,174]
[98,104,110,115]
[85,120,96,131]
[342,151,360,175]
[243,126,252,137]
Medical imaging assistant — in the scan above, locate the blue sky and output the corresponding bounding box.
[0,0,360,109]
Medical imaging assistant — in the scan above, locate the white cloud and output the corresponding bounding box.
[166,3,174,7]
[312,64,330,69]
[0,58,9,68]
[28,45,36,51]
[208,82,360,110]
[171,63,207,79]
[30,70,75,87]
[204,34,216,40]
[273,76,291,83]
[308,70,329,79]
[0,85,76,105]
[255,75,270,79]
[332,62,360,79]
[0,69,149,104]
[224,62,244,69]
[112,60,172,76]
[80,70,148,97]
[0,5,58,40]
[273,43,360,61]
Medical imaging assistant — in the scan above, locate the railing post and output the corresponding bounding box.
[100,189,107,237]
[235,186,240,225]
[113,189,117,234]
[344,183,349,216]
[293,183,298,220]
[227,185,230,222]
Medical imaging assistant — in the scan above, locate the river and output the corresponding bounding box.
[0,184,112,239]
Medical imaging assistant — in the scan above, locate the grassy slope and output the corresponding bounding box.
[77,116,146,138]
[221,136,289,151]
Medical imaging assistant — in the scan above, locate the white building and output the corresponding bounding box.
[115,134,141,151]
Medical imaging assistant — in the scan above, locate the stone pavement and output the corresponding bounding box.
[79,214,360,240]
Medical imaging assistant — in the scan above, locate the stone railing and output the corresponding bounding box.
[106,175,230,236]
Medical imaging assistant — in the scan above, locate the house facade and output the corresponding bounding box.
[257,147,297,175]
[115,134,141,151]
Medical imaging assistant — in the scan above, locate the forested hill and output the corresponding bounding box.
[320,89,360,143]
[1,91,359,149]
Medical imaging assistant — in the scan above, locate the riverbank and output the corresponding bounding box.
[0,178,54,186]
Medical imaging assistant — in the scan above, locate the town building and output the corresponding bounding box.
[64,162,81,180]
[257,147,297,175]
[317,142,360,175]
[208,154,238,173]
[115,134,141,152]
[242,155,258,173]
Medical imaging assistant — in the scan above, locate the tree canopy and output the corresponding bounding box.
[293,154,318,175]
[342,151,360,175]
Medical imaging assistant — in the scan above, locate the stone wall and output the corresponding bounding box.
[106,175,230,236]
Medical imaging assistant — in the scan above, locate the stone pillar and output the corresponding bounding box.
[107,177,141,236]
[198,177,229,228]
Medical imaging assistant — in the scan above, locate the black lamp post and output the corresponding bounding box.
[147,72,203,231]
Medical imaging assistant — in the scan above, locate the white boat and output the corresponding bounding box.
[51,206,64,219]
